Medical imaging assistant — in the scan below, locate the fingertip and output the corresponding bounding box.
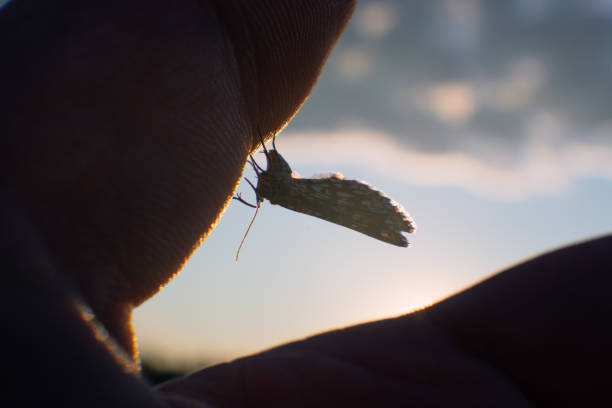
[211,0,357,148]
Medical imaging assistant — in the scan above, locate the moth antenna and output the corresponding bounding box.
[256,125,269,157]
[232,193,257,208]
[249,155,264,173]
[235,201,261,261]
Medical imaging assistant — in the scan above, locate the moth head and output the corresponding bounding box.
[265,150,293,175]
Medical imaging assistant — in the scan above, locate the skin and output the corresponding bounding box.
[1,0,610,406]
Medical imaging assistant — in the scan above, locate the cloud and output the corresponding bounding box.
[409,81,477,123]
[293,1,612,160]
[354,2,399,39]
[333,46,375,81]
[284,2,612,201]
[278,127,612,201]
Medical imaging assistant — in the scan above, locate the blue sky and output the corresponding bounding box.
[133,158,612,368]
[131,0,612,368]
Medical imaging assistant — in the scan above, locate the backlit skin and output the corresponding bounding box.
[1,1,611,406]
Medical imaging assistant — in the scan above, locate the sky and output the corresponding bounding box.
[128,0,612,369]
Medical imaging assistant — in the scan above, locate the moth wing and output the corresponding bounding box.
[278,175,416,247]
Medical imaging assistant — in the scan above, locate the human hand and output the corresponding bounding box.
[2,0,355,406]
[157,235,612,407]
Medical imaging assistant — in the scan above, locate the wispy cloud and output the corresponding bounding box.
[296,1,612,159]
[279,127,612,201]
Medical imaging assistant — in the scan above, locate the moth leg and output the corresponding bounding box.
[256,124,270,156]
[232,193,258,208]
[244,177,259,196]
[272,133,277,150]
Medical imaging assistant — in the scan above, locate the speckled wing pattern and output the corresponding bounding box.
[235,135,416,248]
[267,173,415,247]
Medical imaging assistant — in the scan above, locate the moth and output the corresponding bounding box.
[233,132,416,259]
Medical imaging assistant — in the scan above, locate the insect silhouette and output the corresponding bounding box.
[232,131,416,260]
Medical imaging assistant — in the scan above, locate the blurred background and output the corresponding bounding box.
[129,0,612,375]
